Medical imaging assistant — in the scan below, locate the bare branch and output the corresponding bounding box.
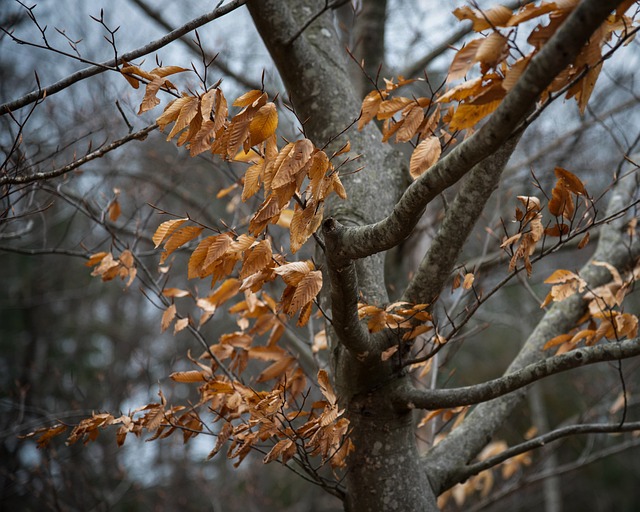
[128,0,265,92]
[459,420,640,483]
[0,0,246,115]
[0,124,158,186]
[466,437,640,512]
[394,337,640,410]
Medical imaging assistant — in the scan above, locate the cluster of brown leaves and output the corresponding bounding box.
[501,167,590,276]
[150,220,323,328]
[358,77,444,179]
[357,302,434,361]
[121,62,347,253]
[20,390,187,448]
[55,61,354,472]
[359,2,638,181]
[543,259,640,353]
[86,249,137,287]
[447,0,636,121]
[199,369,353,470]
[24,340,353,471]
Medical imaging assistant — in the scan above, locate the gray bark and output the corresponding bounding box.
[246,0,634,510]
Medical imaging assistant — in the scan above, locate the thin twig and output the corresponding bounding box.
[0,0,247,115]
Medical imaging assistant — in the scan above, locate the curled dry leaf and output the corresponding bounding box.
[161,304,177,332]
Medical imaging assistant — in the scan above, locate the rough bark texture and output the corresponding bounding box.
[246,0,634,510]
[248,1,436,510]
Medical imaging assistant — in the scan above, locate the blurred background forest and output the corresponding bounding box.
[1,1,640,511]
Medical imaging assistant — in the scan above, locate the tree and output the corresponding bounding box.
[3,1,640,511]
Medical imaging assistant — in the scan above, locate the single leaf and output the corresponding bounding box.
[166,95,200,140]
[438,77,484,103]
[170,370,207,383]
[86,252,109,267]
[453,5,513,31]
[174,317,189,334]
[502,55,531,91]
[544,223,570,237]
[233,89,265,108]
[287,270,322,315]
[447,39,483,82]
[208,278,242,306]
[163,288,191,298]
[544,269,580,284]
[396,104,425,143]
[138,76,164,114]
[160,226,204,263]
[153,218,188,248]
[249,102,278,146]
[377,97,414,120]
[554,167,587,195]
[256,356,295,382]
[381,345,399,361]
[242,162,264,201]
[317,369,337,404]
[108,199,121,222]
[548,182,574,219]
[334,140,351,157]
[359,90,386,129]
[272,139,314,189]
[150,65,190,78]
[577,232,590,249]
[507,2,557,26]
[543,333,573,350]
[449,97,502,130]
[462,273,475,290]
[157,96,192,131]
[273,261,313,286]
[410,137,441,179]
[161,304,177,332]
[475,32,509,69]
[240,239,272,278]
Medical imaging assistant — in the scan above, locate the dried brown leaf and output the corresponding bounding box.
[410,136,441,179]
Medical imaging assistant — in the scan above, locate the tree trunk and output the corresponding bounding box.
[247,1,435,509]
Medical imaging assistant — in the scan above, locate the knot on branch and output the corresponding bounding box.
[322,217,352,268]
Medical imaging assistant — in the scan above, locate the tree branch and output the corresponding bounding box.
[0,0,246,115]
[402,135,521,305]
[394,338,640,410]
[0,124,158,186]
[128,0,264,92]
[459,420,640,483]
[327,0,623,261]
[322,218,374,355]
[423,174,640,494]
[466,437,640,512]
